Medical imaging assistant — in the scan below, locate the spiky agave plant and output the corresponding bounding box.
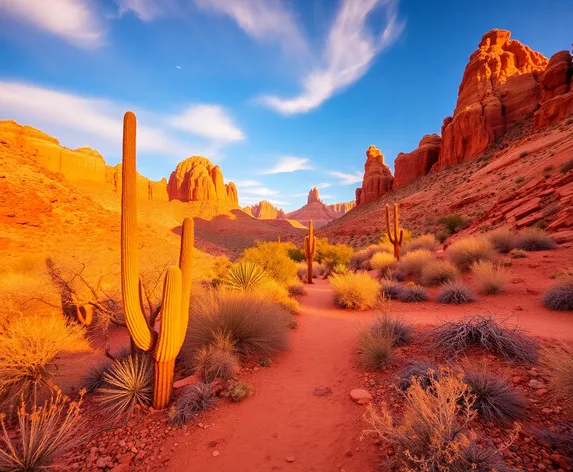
[96,354,153,420]
[221,262,269,291]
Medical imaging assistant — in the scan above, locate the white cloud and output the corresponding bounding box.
[330,170,363,185]
[292,192,308,197]
[316,182,331,189]
[261,157,313,174]
[169,104,245,142]
[115,0,184,21]
[260,0,404,114]
[241,187,280,196]
[0,0,105,48]
[193,0,307,55]
[233,179,262,187]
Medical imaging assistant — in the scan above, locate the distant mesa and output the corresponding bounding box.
[244,200,285,220]
[286,187,355,227]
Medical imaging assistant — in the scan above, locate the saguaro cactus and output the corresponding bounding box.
[304,220,317,284]
[385,204,404,261]
[121,111,193,409]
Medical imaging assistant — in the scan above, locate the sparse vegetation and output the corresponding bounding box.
[397,283,429,302]
[436,280,477,304]
[487,227,518,253]
[287,282,306,297]
[464,370,525,424]
[357,330,393,370]
[420,259,459,286]
[403,234,440,253]
[447,236,494,270]
[471,260,508,294]
[315,238,353,270]
[368,313,413,347]
[542,343,573,407]
[432,315,538,363]
[240,241,298,286]
[398,360,440,391]
[509,248,527,258]
[439,213,467,233]
[516,229,557,251]
[330,272,380,310]
[227,380,253,402]
[398,249,436,276]
[169,382,215,426]
[369,252,395,275]
[194,345,239,382]
[379,279,403,300]
[561,158,573,174]
[543,274,573,311]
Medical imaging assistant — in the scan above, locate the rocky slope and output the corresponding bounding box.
[286,187,354,228]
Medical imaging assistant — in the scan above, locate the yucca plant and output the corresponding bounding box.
[96,354,153,420]
[221,262,269,291]
[0,389,86,471]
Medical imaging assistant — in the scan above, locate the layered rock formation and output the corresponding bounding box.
[245,200,286,220]
[394,134,441,189]
[308,187,320,203]
[355,145,393,206]
[167,157,239,204]
[287,187,354,227]
[328,201,355,215]
[106,165,169,202]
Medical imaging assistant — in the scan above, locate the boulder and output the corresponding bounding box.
[355,145,393,206]
[350,389,372,405]
[394,134,441,189]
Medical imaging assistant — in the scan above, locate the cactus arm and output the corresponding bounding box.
[177,217,194,349]
[153,266,182,410]
[304,220,316,284]
[121,111,156,352]
[385,205,396,244]
[398,228,404,245]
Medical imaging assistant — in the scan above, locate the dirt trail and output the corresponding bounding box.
[167,279,380,472]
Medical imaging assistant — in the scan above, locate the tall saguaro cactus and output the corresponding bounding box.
[385,204,404,261]
[304,220,317,284]
[121,111,194,410]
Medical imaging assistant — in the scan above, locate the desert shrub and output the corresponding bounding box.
[315,238,353,269]
[439,213,467,233]
[457,442,515,472]
[368,313,413,347]
[287,282,306,297]
[169,382,215,426]
[420,260,459,286]
[82,360,112,394]
[432,314,539,363]
[350,249,372,271]
[221,262,269,291]
[437,280,476,304]
[398,249,436,276]
[331,263,348,275]
[398,360,440,391]
[211,255,231,283]
[471,260,508,294]
[96,354,153,420]
[464,370,525,424]
[542,343,573,407]
[542,276,573,311]
[397,283,429,302]
[516,229,557,251]
[447,236,494,270]
[0,315,90,406]
[435,229,450,243]
[287,247,305,263]
[194,346,239,382]
[379,279,403,300]
[258,278,300,314]
[240,241,298,286]
[487,227,518,253]
[370,252,395,274]
[364,369,477,471]
[330,272,380,310]
[296,262,321,280]
[561,158,573,174]
[0,390,86,471]
[509,248,527,258]
[184,291,291,357]
[358,330,393,370]
[226,380,253,402]
[403,234,439,253]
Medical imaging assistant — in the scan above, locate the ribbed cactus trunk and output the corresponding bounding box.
[304,220,317,284]
[385,204,404,261]
[121,111,193,410]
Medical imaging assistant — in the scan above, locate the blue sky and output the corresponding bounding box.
[1,0,572,211]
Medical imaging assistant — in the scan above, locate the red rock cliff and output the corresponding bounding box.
[355,145,393,206]
[329,201,355,215]
[308,187,320,203]
[394,134,441,189]
[246,200,285,219]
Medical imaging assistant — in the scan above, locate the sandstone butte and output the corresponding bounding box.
[244,200,286,220]
[0,120,239,205]
[286,187,355,228]
[355,29,573,204]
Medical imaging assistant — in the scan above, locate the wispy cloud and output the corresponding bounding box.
[261,157,313,174]
[330,170,363,185]
[115,0,184,21]
[260,0,404,114]
[0,0,105,48]
[233,179,262,187]
[169,104,245,142]
[193,0,307,55]
[241,187,280,196]
[316,182,331,189]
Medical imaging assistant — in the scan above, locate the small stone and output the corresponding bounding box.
[528,379,545,389]
[95,457,108,469]
[212,451,220,457]
[512,376,524,384]
[350,389,372,405]
[542,408,553,414]
[536,389,548,396]
[118,440,126,448]
[208,441,217,448]
[286,456,296,463]
[313,386,333,397]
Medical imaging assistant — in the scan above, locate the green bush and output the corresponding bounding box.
[316,238,353,269]
[287,247,305,263]
[439,214,467,233]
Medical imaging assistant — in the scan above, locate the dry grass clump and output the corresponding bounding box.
[542,343,573,407]
[398,249,436,276]
[194,344,239,383]
[0,314,90,406]
[364,369,478,471]
[221,262,268,291]
[398,360,440,391]
[447,236,494,271]
[184,290,292,358]
[358,331,393,371]
[96,354,153,420]
[516,229,557,251]
[287,282,306,297]
[316,238,353,270]
[543,272,573,311]
[397,283,429,302]
[350,249,372,271]
[403,234,440,253]
[369,313,413,347]
[379,279,403,300]
[432,315,539,364]
[437,280,477,304]
[509,248,527,258]
[330,272,380,310]
[487,227,518,254]
[369,252,395,275]
[471,260,508,294]
[464,370,525,424]
[296,262,323,280]
[169,382,215,426]
[420,259,459,286]
[0,390,87,471]
[226,380,253,402]
[240,241,298,286]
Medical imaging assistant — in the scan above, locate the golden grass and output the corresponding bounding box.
[471,260,508,294]
[542,343,573,407]
[370,252,395,273]
[403,234,440,253]
[398,249,436,275]
[330,272,380,310]
[447,236,494,271]
[420,259,459,286]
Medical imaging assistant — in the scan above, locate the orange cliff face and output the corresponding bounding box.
[393,134,441,189]
[355,145,393,206]
[244,200,285,220]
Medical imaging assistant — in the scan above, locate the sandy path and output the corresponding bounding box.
[166,279,380,472]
